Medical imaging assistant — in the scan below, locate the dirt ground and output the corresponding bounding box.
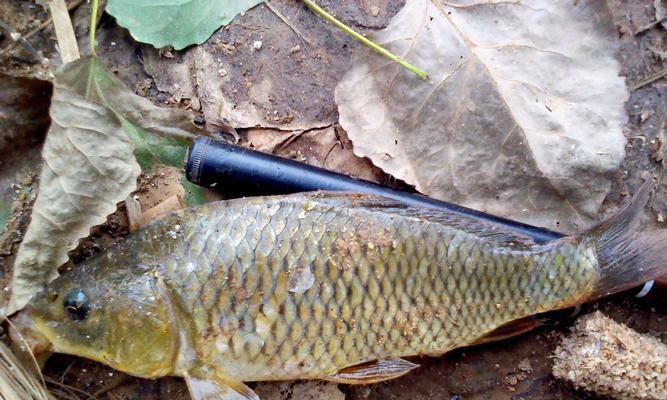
[0,1,665,399]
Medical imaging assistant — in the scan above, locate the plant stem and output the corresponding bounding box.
[90,0,99,54]
[301,0,428,79]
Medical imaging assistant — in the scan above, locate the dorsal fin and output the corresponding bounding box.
[301,192,537,247]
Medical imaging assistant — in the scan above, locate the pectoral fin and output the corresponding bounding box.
[184,373,259,400]
[325,358,419,384]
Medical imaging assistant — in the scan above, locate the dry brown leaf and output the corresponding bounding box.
[6,57,202,314]
[336,0,628,233]
[243,125,385,183]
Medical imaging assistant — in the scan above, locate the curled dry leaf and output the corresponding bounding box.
[336,0,628,233]
[6,57,203,314]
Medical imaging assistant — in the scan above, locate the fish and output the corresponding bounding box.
[10,188,667,400]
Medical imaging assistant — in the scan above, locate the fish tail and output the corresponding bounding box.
[583,181,667,299]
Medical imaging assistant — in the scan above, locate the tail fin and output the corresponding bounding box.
[583,181,667,299]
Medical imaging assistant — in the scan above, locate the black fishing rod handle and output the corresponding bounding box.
[185,137,563,244]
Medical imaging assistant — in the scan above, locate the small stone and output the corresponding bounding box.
[518,359,533,373]
[253,40,263,51]
[506,373,519,386]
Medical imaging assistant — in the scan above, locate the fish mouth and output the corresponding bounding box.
[8,308,53,356]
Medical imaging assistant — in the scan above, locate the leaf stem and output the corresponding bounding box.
[90,0,99,54]
[301,0,428,79]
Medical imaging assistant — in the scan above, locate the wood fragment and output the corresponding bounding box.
[47,0,80,63]
[135,195,185,228]
[553,311,667,400]
[125,196,142,232]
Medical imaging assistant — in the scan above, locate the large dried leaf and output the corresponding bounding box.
[243,125,386,183]
[106,0,264,50]
[336,0,628,233]
[6,57,202,314]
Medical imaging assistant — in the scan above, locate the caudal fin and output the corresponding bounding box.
[583,182,667,299]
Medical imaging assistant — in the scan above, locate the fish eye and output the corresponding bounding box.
[63,289,90,321]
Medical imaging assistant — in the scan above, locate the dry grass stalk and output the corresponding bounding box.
[0,340,54,400]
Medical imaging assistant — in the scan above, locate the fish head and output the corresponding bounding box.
[12,262,179,378]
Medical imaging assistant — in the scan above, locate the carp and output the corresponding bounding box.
[11,189,667,399]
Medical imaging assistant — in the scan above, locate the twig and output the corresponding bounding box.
[301,0,429,79]
[274,130,306,153]
[92,374,128,398]
[265,1,313,47]
[44,376,97,400]
[634,17,667,35]
[629,68,667,91]
[0,19,42,61]
[0,0,84,58]
[48,0,80,63]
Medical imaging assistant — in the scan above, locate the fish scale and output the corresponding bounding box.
[120,193,599,382]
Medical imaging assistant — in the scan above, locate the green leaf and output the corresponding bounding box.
[106,0,264,50]
[120,119,190,170]
[180,177,207,207]
[7,56,207,313]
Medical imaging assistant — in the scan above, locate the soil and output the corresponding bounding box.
[0,1,665,399]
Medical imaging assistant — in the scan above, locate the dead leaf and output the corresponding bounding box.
[243,125,385,183]
[336,0,628,233]
[6,57,203,314]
